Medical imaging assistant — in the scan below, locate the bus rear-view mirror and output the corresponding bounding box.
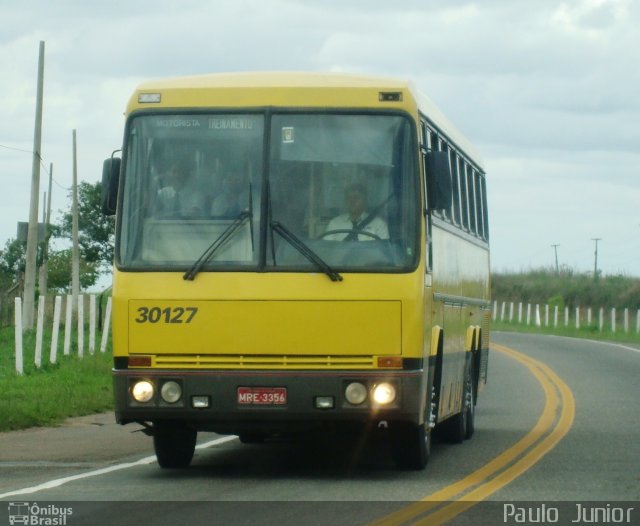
[101,156,121,216]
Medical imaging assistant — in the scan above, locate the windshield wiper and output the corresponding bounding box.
[271,221,343,282]
[183,211,251,281]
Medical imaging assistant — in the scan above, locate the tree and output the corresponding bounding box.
[55,180,115,274]
[0,238,26,279]
[47,248,100,291]
[0,238,26,295]
[1,181,114,294]
[0,238,100,294]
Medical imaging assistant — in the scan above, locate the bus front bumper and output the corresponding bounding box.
[113,368,427,434]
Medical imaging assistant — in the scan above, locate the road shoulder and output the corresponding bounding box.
[0,412,150,463]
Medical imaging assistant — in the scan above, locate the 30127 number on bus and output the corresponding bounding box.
[135,306,198,324]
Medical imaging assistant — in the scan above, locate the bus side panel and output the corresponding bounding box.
[430,221,490,419]
[478,308,491,391]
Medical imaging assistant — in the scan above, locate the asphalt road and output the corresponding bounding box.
[1,332,638,526]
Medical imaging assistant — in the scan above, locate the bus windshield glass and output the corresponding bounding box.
[117,112,419,272]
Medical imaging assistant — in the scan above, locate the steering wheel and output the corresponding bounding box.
[319,229,383,241]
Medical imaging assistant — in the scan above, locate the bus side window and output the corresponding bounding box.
[479,174,489,240]
[448,146,460,226]
[468,165,478,236]
[459,157,469,231]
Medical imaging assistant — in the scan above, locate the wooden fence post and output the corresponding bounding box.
[64,294,72,356]
[50,295,62,364]
[100,297,112,353]
[15,297,23,375]
[77,294,84,358]
[34,295,45,368]
[89,294,96,355]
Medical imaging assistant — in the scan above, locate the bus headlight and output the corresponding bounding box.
[131,380,155,403]
[345,382,368,405]
[372,382,396,405]
[160,381,182,404]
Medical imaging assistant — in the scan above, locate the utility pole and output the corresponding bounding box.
[551,244,560,273]
[23,40,45,331]
[71,130,80,309]
[38,163,53,295]
[592,238,602,280]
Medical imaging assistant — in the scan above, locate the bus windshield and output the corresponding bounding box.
[117,112,419,273]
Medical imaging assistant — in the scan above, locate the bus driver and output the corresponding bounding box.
[155,157,206,218]
[324,183,389,241]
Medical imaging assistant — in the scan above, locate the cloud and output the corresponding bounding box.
[552,0,630,36]
[1,0,639,276]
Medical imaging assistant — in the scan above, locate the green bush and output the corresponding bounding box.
[492,268,640,311]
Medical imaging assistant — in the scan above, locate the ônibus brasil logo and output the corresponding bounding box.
[7,502,72,525]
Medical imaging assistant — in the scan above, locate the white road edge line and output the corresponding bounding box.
[0,435,237,499]
[493,331,640,354]
[554,334,640,354]
[584,340,640,354]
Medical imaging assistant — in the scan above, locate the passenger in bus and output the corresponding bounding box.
[210,171,250,217]
[155,158,206,218]
[324,183,389,241]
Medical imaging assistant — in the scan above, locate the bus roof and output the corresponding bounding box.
[131,71,483,168]
[136,71,409,90]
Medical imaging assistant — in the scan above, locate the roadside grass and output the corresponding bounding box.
[0,326,113,432]
[491,320,640,345]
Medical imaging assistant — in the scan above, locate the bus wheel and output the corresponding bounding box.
[442,362,475,443]
[463,361,476,440]
[390,422,431,470]
[153,422,197,469]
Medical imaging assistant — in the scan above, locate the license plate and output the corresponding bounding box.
[237,387,287,405]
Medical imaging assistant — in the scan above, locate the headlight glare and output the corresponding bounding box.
[372,382,396,405]
[131,380,155,403]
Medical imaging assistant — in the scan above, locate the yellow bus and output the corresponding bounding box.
[102,72,491,470]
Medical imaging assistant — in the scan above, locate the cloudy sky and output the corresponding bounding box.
[1,0,638,276]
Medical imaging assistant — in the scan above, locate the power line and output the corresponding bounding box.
[0,143,34,154]
[1,142,71,191]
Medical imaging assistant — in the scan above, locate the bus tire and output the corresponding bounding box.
[153,422,197,469]
[463,359,476,439]
[441,360,475,443]
[390,422,431,470]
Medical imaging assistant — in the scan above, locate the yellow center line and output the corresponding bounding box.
[370,343,575,526]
